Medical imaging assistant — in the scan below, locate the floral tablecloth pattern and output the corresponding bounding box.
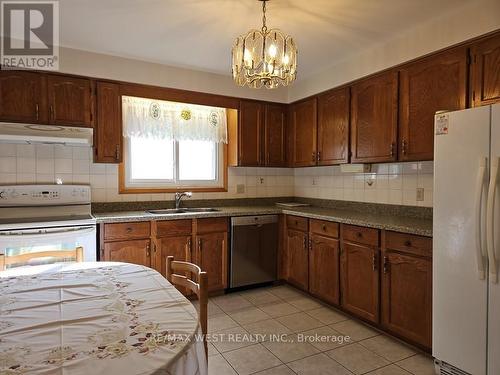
[0,262,206,375]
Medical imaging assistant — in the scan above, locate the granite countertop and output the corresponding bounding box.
[93,205,432,237]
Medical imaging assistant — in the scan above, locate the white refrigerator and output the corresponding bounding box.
[433,104,500,375]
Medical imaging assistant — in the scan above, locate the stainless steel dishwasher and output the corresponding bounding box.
[230,215,278,288]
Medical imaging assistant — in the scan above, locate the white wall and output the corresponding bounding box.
[59,47,288,104]
[288,0,500,102]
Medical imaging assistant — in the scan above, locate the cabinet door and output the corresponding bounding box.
[0,71,47,123]
[351,71,398,163]
[309,234,340,305]
[285,229,309,290]
[47,75,93,127]
[196,232,228,292]
[289,98,317,167]
[95,82,122,163]
[103,239,151,267]
[381,251,432,348]
[155,235,192,295]
[264,104,287,166]
[317,87,349,165]
[471,33,500,106]
[399,47,467,161]
[341,242,379,322]
[239,100,263,166]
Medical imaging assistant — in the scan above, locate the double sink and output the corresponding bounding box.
[147,207,220,215]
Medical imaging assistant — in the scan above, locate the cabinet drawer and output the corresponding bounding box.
[286,215,308,232]
[104,222,151,241]
[156,220,192,237]
[310,219,339,238]
[196,217,228,234]
[385,231,432,257]
[343,224,379,247]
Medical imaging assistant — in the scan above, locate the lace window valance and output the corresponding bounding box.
[122,96,228,143]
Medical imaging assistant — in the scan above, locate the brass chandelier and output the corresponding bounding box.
[231,0,297,89]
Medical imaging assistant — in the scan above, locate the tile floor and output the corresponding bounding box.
[193,284,435,375]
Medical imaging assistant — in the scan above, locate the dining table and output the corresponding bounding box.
[0,262,207,375]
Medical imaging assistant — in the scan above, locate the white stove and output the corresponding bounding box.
[0,185,97,265]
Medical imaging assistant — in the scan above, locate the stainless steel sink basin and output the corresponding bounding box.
[147,208,219,215]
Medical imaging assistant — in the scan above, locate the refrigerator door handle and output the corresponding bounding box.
[475,156,487,280]
[487,156,499,283]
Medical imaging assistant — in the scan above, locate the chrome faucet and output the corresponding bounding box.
[175,191,192,209]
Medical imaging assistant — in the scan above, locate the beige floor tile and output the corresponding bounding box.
[211,325,256,353]
[366,364,412,375]
[288,296,324,311]
[268,285,305,300]
[299,325,353,351]
[208,314,239,333]
[259,301,301,318]
[194,300,225,317]
[327,343,390,374]
[223,343,282,375]
[208,354,237,375]
[306,306,350,324]
[212,294,253,312]
[240,289,282,306]
[277,312,324,332]
[243,318,292,341]
[397,354,435,375]
[262,333,320,363]
[359,335,416,362]
[254,364,296,375]
[287,353,353,375]
[330,319,379,341]
[207,342,219,357]
[229,306,271,325]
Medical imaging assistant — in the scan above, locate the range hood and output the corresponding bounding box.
[0,123,93,147]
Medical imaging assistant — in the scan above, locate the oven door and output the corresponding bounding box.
[0,225,97,268]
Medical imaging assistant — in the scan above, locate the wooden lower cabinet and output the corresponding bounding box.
[285,228,309,290]
[309,234,340,305]
[155,236,192,277]
[340,242,380,323]
[103,239,151,267]
[195,232,228,292]
[381,250,432,348]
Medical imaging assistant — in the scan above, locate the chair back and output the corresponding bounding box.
[0,246,84,271]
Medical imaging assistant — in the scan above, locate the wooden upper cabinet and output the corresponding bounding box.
[309,234,340,306]
[399,47,467,161]
[238,100,263,166]
[0,71,47,123]
[381,250,432,348]
[470,33,500,106]
[47,75,93,127]
[351,71,398,163]
[95,81,122,163]
[289,98,317,167]
[264,104,287,166]
[317,87,350,165]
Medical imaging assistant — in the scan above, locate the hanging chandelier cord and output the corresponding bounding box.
[261,0,267,33]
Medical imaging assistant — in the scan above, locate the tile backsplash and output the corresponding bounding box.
[0,143,433,207]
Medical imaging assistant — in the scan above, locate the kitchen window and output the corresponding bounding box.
[120,96,227,192]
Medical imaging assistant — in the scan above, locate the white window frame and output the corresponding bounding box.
[122,137,225,191]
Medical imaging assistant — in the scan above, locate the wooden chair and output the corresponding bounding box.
[166,256,208,358]
[0,246,84,271]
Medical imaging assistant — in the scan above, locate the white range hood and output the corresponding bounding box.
[0,123,93,147]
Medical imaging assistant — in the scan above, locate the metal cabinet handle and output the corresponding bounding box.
[50,105,54,121]
[401,139,407,155]
[146,244,151,257]
[404,240,412,247]
[311,151,316,162]
[372,253,377,271]
[308,238,312,251]
[356,232,363,238]
[35,104,39,120]
[115,145,120,161]
[303,236,307,249]
[152,243,157,253]
[198,238,202,252]
[390,142,395,157]
[322,224,327,231]
[317,151,321,162]
[126,227,132,233]
[383,256,389,274]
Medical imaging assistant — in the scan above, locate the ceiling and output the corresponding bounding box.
[60,0,472,81]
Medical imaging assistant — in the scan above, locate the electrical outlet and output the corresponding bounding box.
[259,177,265,185]
[312,178,318,186]
[236,184,245,194]
[416,188,424,201]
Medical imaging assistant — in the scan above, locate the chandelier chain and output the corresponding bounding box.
[261,0,267,33]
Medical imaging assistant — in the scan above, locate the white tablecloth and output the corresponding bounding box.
[0,262,207,375]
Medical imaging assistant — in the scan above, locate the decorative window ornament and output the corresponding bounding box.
[122,96,227,143]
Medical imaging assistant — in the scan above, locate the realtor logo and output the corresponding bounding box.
[1,0,59,70]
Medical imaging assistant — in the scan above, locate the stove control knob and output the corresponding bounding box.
[0,191,6,199]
